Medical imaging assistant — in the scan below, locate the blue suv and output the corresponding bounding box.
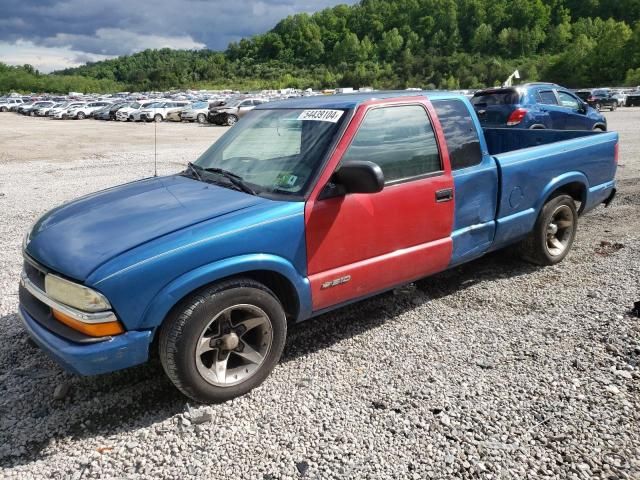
[471,83,607,131]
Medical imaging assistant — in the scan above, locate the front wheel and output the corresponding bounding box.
[518,194,577,266]
[225,114,238,126]
[159,278,287,403]
[197,113,206,124]
[77,112,85,119]
[154,114,163,122]
[611,103,617,111]
[595,103,602,112]
[0,106,7,112]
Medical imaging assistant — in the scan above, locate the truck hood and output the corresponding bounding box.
[26,175,266,281]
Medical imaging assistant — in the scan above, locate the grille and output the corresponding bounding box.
[24,260,46,291]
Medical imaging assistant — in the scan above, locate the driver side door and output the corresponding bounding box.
[304,98,455,311]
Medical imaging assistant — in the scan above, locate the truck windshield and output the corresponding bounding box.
[193,108,346,197]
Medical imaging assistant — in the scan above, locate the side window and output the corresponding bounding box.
[432,99,483,170]
[557,91,580,110]
[537,90,558,105]
[341,105,441,183]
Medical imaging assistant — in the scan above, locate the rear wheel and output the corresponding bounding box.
[611,103,617,111]
[197,113,206,124]
[159,278,287,403]
[154,113,163,122]
[225,114,238,126]
[519,194,577,266]
[77,112,85,119]
[595,103,602,112]
[0,106,7,112]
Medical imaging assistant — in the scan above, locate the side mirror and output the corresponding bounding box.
[335,160,385,194]
[319,161,385,200]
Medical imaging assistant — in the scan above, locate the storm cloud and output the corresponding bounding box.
[0,0,357,72]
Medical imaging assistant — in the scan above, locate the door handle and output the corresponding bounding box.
[435,188,453,202]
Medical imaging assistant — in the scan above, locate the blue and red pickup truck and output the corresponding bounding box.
[19,92,618,403]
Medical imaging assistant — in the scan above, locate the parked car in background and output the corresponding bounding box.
[139,101,190,122]
[0,98,24,112]
[50,102,86,119]
[180,101,211,123]
[17,92,618,403]
[66,101,112,119]
[208,98,267,126]
[626,90,640,107]
[612,90,627,107]
[575,89,618,111]
[166,104,192,122]
[115,101,156,121]
[471,83,607,131]
[94,102,128,121]
[20,101,55,116]
[35,102,64,117]
[49,101,87,120]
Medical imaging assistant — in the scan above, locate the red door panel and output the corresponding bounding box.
[305,97,454,311]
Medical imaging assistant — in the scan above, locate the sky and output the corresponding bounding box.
[0,0,358,73]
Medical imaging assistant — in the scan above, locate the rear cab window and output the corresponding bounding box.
[341,105,441,183]
[432,99,483,170]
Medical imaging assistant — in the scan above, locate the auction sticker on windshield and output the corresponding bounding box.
[297,109,344,123]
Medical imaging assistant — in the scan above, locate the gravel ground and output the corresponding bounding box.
[0,111,639,480]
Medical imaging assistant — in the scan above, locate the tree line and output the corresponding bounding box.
[2,0,640,94]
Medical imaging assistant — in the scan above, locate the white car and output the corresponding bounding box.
[35,102,65,117]
[50,102,87,119]
[67,101,113,119]
[0,98,24,112]
[115,100,156,121]
[22,101,55,116]
[180,101,212,123]
[139,101,191,122]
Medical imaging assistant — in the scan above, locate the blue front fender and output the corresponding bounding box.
[139,254,312,330]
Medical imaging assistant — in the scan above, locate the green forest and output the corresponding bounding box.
[2,0,640,93]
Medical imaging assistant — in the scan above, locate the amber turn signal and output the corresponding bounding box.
[52,309,124,337]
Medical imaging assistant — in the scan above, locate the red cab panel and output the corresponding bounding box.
[305,97,455,311]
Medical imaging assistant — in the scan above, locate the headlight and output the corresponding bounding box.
[45,274,111,312]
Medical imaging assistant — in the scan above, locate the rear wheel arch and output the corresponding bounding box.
[543,181,587,215]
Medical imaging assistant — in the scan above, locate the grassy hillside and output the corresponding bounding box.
[5,0,640,93]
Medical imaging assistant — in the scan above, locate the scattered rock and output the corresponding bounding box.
[53,382,71,401]
[605,385,621,395]
[295,461,309,476]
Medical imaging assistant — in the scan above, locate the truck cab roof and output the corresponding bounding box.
[256,90,465,110]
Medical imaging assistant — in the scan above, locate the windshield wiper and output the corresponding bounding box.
[201,167,256,195]
[185,162,203,182]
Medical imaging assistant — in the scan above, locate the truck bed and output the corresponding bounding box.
[483,128,602,155]
[484,128,618,251]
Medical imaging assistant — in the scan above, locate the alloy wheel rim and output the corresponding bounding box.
[195,304,273,387]
[545,205,573,256]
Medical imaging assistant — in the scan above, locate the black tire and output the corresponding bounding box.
[197,113,206,124]
[595,103,601,112]
[154,113,163,123]
[159,278,287,403]
[519,194,578,266]
[77,111,85,119]
[225,114,238,126]
[611,103,617,111]
[0,106,7,112]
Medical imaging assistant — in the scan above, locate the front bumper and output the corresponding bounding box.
[19,305,152,376]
